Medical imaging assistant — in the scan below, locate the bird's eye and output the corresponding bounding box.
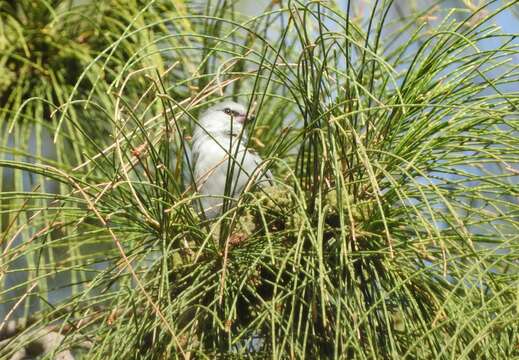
[223,108,231,115]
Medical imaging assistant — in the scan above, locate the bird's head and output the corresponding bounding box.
[196,101,253,136]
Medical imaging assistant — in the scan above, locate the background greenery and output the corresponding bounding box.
[0,0,518,358]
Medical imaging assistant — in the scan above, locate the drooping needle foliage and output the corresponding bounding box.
[0,0,518,358]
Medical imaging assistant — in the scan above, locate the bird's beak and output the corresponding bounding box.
[236,115,247,124]
[247,114,255,122]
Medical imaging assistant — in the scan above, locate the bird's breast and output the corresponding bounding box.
[192,137,247,187]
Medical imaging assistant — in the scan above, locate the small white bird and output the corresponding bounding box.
[188,101,272,218]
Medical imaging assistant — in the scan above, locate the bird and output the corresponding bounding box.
[187,101,272,218]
